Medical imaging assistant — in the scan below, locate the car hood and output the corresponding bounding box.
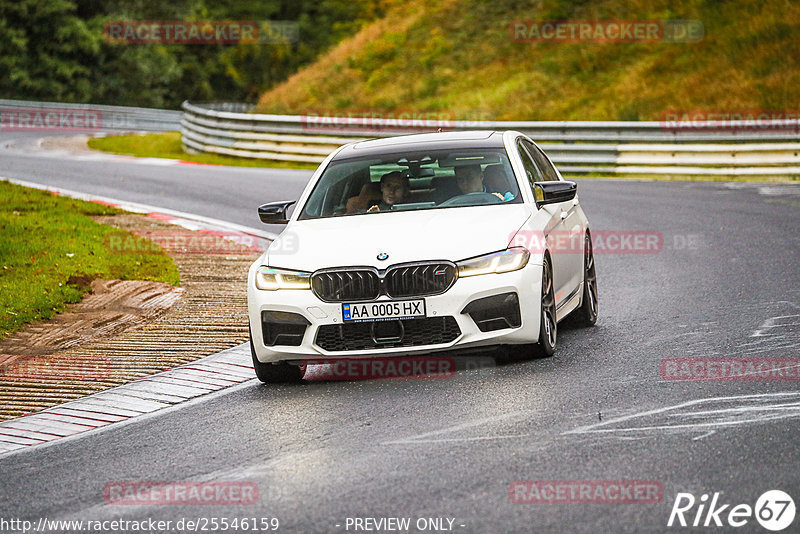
[267,204,532,271]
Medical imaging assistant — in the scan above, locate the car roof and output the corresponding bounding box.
[333,130,507,160]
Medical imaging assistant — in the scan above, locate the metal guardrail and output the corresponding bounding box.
[181,102,800,176]
[3,99,797,175]
[0,99,180,132]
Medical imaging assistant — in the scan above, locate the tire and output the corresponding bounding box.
[249,329,305,384]
[574,232,598,326]
[534,254,557,357]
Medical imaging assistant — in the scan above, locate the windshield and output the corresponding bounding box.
[298,148,522,220]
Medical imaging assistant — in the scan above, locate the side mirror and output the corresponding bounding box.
[533,181,577,207]
[258,201,296,224]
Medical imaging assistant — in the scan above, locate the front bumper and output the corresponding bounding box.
[247,261,543,363]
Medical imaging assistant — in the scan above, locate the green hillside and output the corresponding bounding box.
[255,0,800,121]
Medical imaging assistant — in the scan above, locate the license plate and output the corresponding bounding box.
[342,300,426,322]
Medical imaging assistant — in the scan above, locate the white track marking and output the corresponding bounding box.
[751,314,800,337]
[692,430,716,441]
[564,392,800,435]
[384,410,536,444]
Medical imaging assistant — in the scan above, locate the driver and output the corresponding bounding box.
[367,171,410,212]
[454,164,506,200]
[454,164,483,194]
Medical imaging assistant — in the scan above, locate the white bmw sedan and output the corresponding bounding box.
[247,130,597,382]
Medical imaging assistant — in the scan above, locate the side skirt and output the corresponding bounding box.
[555,283,582,322]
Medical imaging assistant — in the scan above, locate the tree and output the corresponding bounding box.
[0,0,99,102]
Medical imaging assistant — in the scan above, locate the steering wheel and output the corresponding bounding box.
[438,192,504,207]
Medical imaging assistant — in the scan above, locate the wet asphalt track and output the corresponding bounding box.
[1,133,800,533]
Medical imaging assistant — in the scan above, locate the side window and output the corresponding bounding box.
[523,139,559,181]
[516,140,542,193]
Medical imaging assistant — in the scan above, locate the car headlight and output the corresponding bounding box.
[255,266,311,290]
[457,248,530,277]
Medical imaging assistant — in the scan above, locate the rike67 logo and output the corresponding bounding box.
[668,490,795,531]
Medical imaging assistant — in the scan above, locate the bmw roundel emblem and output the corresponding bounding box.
[377,252,389,261]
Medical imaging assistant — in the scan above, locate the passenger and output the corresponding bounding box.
[367,171,410,212]
[346,181,381,213]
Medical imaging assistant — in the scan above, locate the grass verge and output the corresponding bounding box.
[87,132,318,170]
[0,181,180,340]
[255,0,800,122]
